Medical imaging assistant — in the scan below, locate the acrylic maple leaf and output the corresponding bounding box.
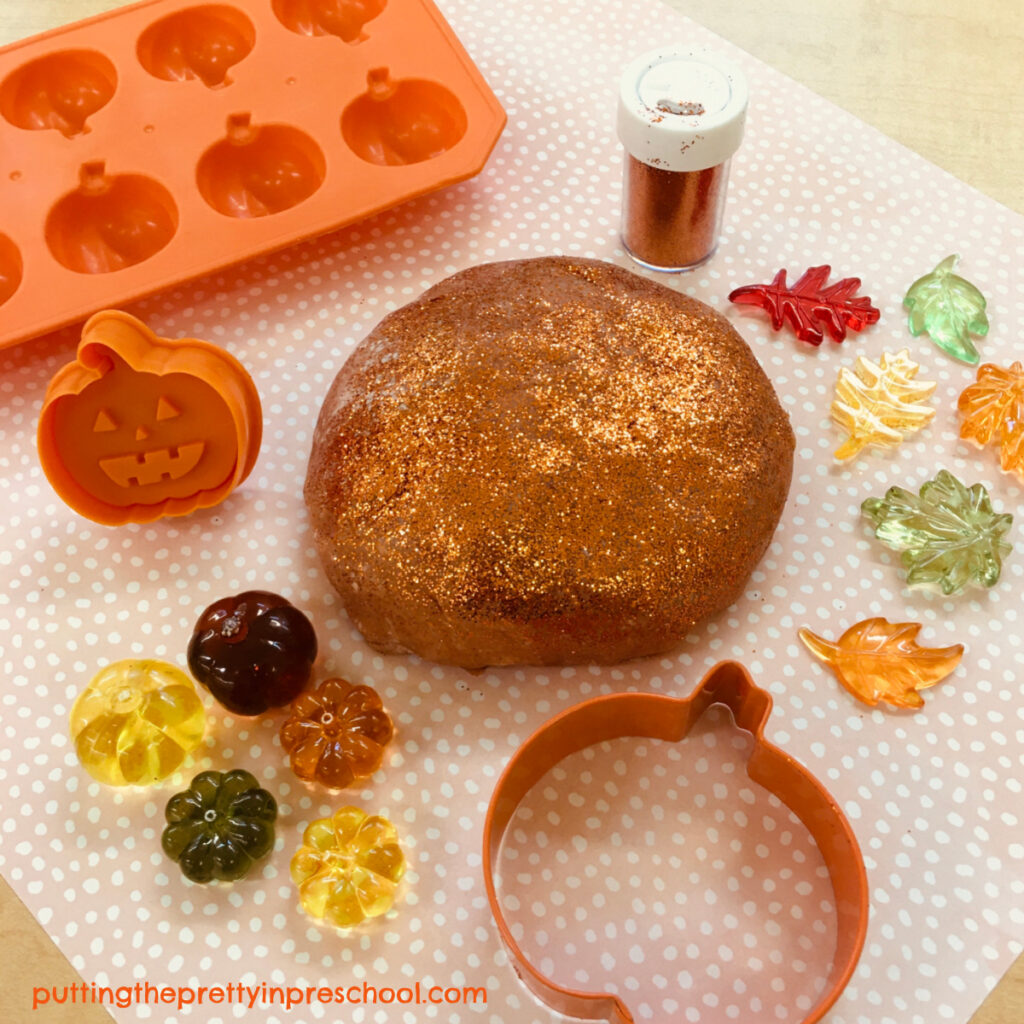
[832,349,936,460]
[728,265,880,345]
[861,469,1013,595]
[903,254,988,364]
[799,618,964,709]
[957,361,1024,477]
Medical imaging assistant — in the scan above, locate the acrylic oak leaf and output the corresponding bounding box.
[957,361,1024,478]
[832,348,936,460]
[729,265,880,345]
[799,618,963,709]
[861,469,1013,595]
[904,254,988,364]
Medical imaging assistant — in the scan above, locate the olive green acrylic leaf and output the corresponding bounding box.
[861,469,1013,595]
[904,254,988,364]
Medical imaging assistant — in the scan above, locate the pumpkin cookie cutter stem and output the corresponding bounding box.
[483,661,868,1024]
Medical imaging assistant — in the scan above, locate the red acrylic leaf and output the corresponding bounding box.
[728,265,881,345]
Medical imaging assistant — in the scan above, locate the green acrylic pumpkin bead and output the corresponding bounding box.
[162,769,277,883]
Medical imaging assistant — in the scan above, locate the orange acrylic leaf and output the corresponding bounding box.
[957,361,1024,478]
[798,618,964,709]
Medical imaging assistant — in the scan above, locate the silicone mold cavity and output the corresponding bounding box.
[0,234,23,307]
[272,0,386,43]
[197,115,326,217]
[0,49,116,138]
[137,5,256,88]
[342,71,467,165]
[46,163,179,274]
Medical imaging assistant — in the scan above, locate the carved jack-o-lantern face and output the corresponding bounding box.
[38,311,261,525]
[55,356,237,506]
[94,394,206,489]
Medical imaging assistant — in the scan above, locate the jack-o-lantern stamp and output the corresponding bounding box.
[38,310,262,525]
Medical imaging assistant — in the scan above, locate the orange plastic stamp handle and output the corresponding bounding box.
[38,310,262,525]
[483,661,869,1024]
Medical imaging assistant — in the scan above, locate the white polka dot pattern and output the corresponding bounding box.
[1,1,1023,1023]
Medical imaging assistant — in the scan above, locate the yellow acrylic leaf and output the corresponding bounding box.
[957,361,1024,478]
[798,618,964,709]
[831,349,936,460]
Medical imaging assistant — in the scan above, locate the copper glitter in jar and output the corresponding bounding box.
[622,157,729,270]
[617,49,748,272]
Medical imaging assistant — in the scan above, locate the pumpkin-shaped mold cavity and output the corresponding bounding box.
[137,5,256,89]
[0,233,22,308]
[45,162,178,274]
[272,0,386,43]
[0,49,117,138]
[197,114,326,217]
[341,69,467,166]
[37,310,262,525]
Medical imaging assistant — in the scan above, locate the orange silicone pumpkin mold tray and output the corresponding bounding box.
[0,0,505,350]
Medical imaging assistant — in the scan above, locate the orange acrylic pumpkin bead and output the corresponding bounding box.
[37,310,261,525]
[280,677,393,788]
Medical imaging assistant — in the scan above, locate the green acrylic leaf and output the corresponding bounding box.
[903,254,988,364]
[862,469,1013,595]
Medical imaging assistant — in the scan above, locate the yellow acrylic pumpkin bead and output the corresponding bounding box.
[69,659,206,786]
[290,806,406,928]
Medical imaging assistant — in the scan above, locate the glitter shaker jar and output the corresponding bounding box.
[617,49,748,272]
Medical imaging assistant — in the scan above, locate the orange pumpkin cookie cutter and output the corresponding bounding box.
[483,661,868,1024]
[37,309,261,525]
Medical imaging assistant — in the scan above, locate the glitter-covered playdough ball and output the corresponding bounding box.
[305,257,794,668]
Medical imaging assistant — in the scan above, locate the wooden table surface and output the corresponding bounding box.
[1,2,1021,1022]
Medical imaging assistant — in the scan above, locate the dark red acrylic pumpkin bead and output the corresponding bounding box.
[187,591,317,716]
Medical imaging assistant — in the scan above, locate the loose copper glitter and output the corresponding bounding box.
[305,258,794,670]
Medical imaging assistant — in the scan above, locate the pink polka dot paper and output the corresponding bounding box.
[2,1,1023,1023]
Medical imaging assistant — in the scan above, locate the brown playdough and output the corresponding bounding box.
[305,257,794,668]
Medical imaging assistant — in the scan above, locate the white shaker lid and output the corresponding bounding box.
[617,49,748,172]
